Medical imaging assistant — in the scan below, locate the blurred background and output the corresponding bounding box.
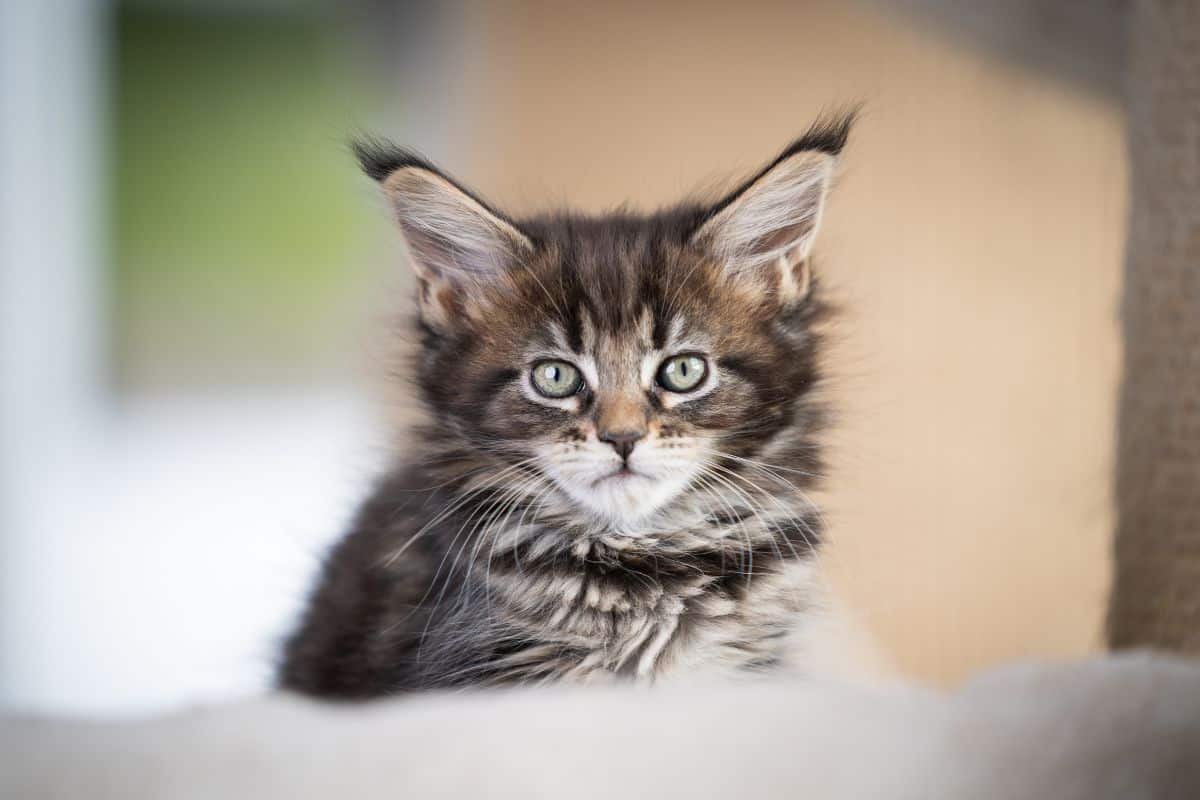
[1,0,1127,715]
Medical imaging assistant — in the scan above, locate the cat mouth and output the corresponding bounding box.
[591,467,644,487]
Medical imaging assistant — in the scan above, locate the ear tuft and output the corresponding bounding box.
[771,107,858,160]
[351,136,438,183]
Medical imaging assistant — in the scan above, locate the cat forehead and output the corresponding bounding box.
[498,221,721,332]
[466,209,777,354]
[538,310,692,355]
[519,209,705,284]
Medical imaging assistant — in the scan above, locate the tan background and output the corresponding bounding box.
[427,0,1126,684]
[0,0,1126,714]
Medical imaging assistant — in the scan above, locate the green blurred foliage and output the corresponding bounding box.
[112,5,384,390]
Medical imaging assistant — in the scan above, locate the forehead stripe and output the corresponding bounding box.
[565,304,584,353]
[650,303,669,350]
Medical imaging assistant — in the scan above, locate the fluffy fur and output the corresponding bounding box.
[280,114,856,697]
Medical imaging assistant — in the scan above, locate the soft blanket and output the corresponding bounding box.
[2,653,1197,799]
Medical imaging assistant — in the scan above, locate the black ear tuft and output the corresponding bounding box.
[350,135,439,183]
[776,107,860,160]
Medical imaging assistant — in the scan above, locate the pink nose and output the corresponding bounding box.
[599,429,645,460]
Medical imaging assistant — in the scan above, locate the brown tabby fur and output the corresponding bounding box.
[280,113,854,696]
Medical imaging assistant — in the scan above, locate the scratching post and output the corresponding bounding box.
[1109,0,1200,652]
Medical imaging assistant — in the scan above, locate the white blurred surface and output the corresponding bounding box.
[0,1,389,716]
[4,654,1199,798]
[2,391,382,716]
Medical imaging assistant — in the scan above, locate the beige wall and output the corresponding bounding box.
[438,0,1125,684]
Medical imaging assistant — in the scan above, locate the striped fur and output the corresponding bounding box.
[280,114,855,696]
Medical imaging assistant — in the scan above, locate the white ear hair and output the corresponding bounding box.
[374,165,532,331]
[381,167,531,284]
[693,149,836,303]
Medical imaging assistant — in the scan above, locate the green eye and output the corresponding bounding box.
[531,360,582,398]
[657,354,708,393]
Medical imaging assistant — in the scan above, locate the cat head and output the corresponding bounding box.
[359,115,850,531]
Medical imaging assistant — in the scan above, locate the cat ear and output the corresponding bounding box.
[354,138,533,331]
[691,115,852,305]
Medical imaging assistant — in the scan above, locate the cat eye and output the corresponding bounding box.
[657,354,708,393]
[531,360,583,398]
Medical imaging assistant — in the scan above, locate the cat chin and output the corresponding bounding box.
[556,470,694,532]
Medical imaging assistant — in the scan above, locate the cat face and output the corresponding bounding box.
[359,117,848,530]
[520,315,723,529]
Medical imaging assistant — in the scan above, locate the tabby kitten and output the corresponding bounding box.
[280,114,856,697]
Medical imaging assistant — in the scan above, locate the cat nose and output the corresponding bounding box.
[599,428,645,461]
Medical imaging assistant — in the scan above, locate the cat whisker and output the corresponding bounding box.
[414,474,545,658]
[381,456,540,567]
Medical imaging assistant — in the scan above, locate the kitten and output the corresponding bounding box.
[279,114,857,697]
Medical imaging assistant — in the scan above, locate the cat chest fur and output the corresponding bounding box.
[426,529,822,686]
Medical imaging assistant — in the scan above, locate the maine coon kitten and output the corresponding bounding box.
[279,114,856,697]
